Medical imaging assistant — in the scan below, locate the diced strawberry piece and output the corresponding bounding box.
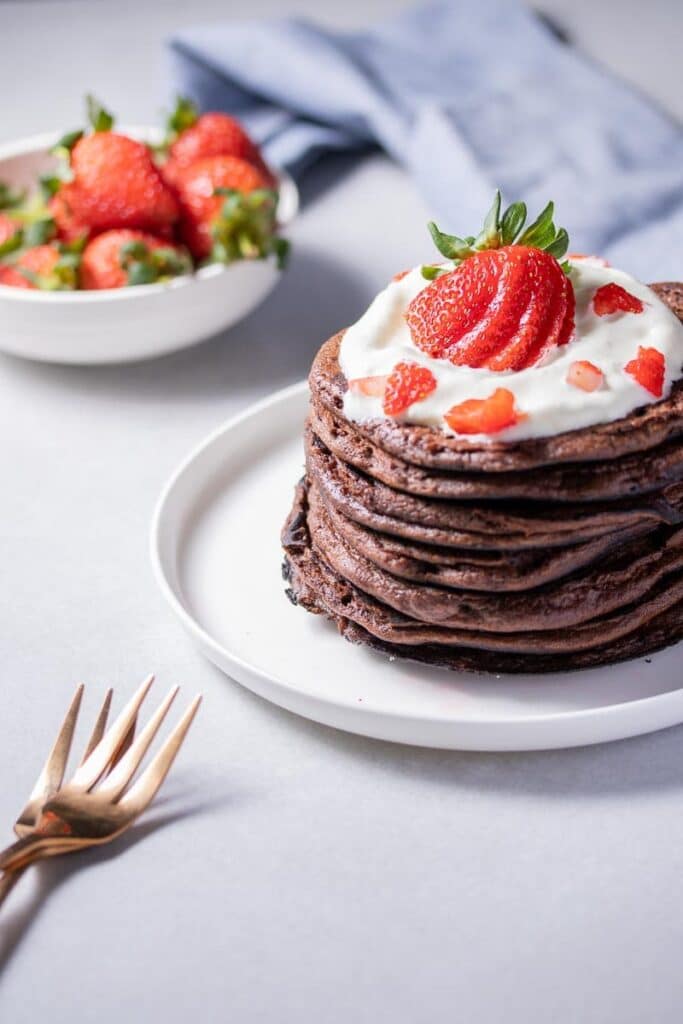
[444,388,525,435]
[567,360,604,392]
[348,375,388,398]
[392,269,409,282]
[593,283,644,316]
[382,362,437,416]
[625,346,665,398]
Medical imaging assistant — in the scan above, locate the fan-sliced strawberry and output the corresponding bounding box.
[406,246,575,371]
[567,360,604,392]
[348,375,388,398]
[593,283,643,316]
[625,346,665,398]
[444,388,525,435]
[383,362,437,416]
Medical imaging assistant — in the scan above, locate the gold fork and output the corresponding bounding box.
[0,677,201,904]
[0,682,135,905]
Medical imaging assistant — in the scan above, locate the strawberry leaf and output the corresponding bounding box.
[86,94,114,133]
[500,202,527,245]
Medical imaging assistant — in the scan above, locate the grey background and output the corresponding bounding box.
[1,2,682,1021]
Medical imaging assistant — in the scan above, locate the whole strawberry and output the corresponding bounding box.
[173,154,277,262]
[81,229,191,289]
[51,96,179,238]
[0,212,21,256]
[162,98,273,187]
[1,243,80,290]
[406,195,574,371]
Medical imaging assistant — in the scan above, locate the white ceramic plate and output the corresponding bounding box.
[0,129,298,364]
[151,383,683,751]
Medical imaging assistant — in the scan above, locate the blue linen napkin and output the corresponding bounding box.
[169,0,683,277]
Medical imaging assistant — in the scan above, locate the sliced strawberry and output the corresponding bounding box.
[444,388,525,435]
[625,346,665,398]
[383,362,437,416]
[406,246,575,371]
[348,375,388,398]
[593,283,643,316]
[567,360,604,392]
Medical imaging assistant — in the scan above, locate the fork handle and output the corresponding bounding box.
[0,867,24,908]
[0,833,58,874]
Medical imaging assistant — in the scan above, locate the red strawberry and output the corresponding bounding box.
[383,362,437,416]
[164,111,273,188]
[173,155,273,261]
[625,346,665,398]
[59,132,179,235]
[567,360,604,392]
[0,265,34,289]
[444,388,525,435]
[593,283,643,316]
[406,246,575,371]
[0,212,20,250]
[2,244,79,290]
[49,186,90,243]
[348,375,388,398]
[81,229,191,290]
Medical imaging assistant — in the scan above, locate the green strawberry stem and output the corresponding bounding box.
[0,182,26,210]
[209,188,289,270]
[166,97,199,141]
[423,191,571,280]
[118,239,192,286]
[86,94,114,133]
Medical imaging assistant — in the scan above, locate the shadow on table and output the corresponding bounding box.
[0,791,230,979]
[227,673,683,801]
[0,245,373,402]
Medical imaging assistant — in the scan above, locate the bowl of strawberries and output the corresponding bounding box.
[0,96,298,364]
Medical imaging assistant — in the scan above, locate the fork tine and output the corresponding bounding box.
[26,684,84,804]
[70,674,155,791]
[119,695,202,817]
[79,688,113,765]
[98,687,179,801]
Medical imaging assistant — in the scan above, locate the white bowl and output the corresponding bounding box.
[0,129,299,364]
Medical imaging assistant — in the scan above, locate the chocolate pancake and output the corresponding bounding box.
[282,482,683,673]
[310,282,683,474]
[307,429,683,551]
[312,480,656,592]
[310,397,683,502]
[307,479,683,631]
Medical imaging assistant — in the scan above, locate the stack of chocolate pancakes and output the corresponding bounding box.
[282,283,683,673]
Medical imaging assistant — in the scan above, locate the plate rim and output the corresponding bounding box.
[150,381,683,749]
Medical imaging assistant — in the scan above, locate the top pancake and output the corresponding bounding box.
[310,282,683,474]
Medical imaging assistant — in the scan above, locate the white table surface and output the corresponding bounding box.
[1,2,682,1021]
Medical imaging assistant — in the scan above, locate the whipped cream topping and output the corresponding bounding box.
[340,258,683,441]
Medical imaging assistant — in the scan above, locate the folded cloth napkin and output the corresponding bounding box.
[169,0,683,276]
